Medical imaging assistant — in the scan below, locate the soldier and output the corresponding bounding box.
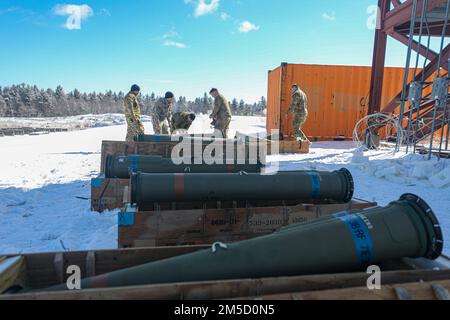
[209,88,232,138]
[152,91,175,135]
[287,84,309,142]
[171,112,196,133]
[124,84,145,142]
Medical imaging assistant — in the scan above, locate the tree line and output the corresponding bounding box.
[0,84,267,118]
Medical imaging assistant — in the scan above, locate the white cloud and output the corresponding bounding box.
[53,4,93,30]
[162,29,180,39]
[163,40,188,49]
[238,21,259,33]
[322,12,336,21]
[220,12,230,21]
[194,0,220,17]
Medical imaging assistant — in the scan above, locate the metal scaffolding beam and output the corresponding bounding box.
[369,0,450,114]
[368,0,450,158]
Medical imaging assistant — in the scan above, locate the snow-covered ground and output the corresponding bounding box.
[0,114,153,130]
[0,114,449,256]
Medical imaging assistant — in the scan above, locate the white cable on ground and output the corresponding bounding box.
[353,113,405,154]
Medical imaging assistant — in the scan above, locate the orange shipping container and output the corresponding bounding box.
[266,63,414,140]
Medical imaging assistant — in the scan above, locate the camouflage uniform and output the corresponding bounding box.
[171,112,195,132]
[124,92,145,142]
[288,88,308,141]
[211,94,232,138]
[152,98,172,135]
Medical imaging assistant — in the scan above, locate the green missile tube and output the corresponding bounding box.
[43,194,443,291]
[134,134,265,144]
[105,155,263,179]
[131,169,354,205]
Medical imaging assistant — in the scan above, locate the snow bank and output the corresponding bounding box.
[350,150,450,188]
[0,114,154,131]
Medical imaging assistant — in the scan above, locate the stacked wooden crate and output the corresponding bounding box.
[118,199,377,248]
[92,138,268,212]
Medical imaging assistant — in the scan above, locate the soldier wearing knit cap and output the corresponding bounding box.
[152,91,175,135]
[124,84,144,142]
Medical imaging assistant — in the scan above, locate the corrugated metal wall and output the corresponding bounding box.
[267,63,414,140]
[267,66,282,134]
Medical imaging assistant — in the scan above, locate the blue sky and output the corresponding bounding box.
[0,0,413,102]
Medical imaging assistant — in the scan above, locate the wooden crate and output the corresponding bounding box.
[118,199,377,248]
[267,138,311,154]
[237,279,450,300]
[100,140,267,173]
[1,247,449,300]
[91,176,129,212]
[0,246,208,293]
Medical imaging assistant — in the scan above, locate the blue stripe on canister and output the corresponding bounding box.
[307,172,321,199]
[130,155,139,173]
[333,211,375,266]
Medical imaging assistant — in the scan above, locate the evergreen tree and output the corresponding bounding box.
[230,98,238,114]
[0,83,266,117]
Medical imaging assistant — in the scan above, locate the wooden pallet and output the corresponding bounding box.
[118,199,377,248]
[0,246,208,292]
[1,247,449,300]
[239,279,450,300]
[100,140,267,173]
[267,138,311,154]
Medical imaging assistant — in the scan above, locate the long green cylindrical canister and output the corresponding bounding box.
[105,155,263,179]
[135,134,230,143]
[133,134,266,165]
[131,169,355,205]
[42,194,443,291]
[134,134,267,145]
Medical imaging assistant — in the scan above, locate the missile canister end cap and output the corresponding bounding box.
[338,168,354,203]
[105,155,114,178]
[130,171,140,205]
[400,193,444,260]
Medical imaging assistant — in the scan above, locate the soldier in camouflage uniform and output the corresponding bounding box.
[171,112,196,133]
[124,84,145,142]
[209,88,232,138]
[152,92,175,135]
[287,84,309,141]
